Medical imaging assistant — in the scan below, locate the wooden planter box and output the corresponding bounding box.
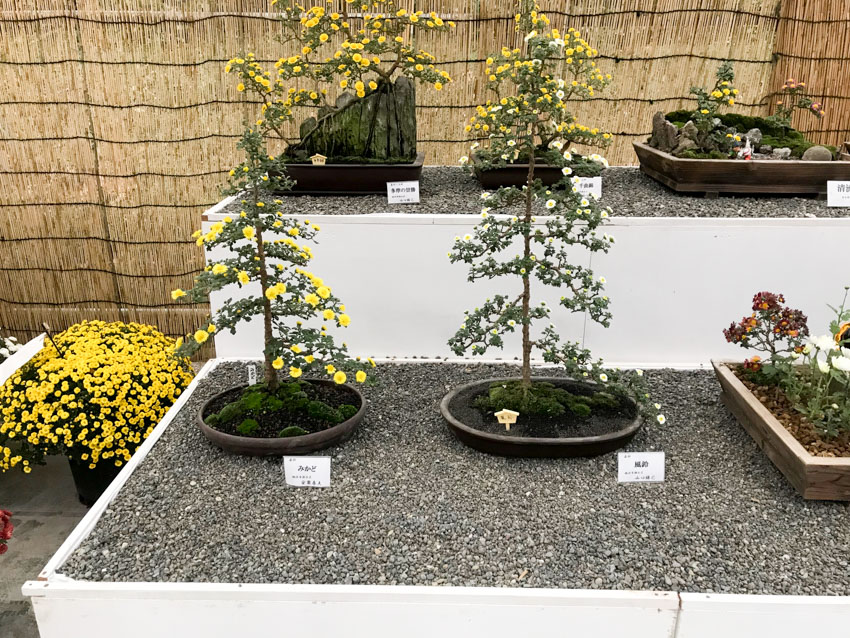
[634,142,850,197]
[712,360,850,500]
[276,152,424,195]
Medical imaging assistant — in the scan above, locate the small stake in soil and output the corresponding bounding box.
[495,408,520,431]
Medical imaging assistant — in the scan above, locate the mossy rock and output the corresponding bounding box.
[664,110,835,158]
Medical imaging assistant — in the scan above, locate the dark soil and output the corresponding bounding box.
[202,381,361,439]
[733,366,850,457]
[448,378,637,439]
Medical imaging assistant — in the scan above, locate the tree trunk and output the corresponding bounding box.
[254,222,277,392]
[520,153,534,388]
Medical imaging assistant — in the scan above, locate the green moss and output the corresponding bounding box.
[207,381,355,432]
[664,110,830,157]
[677,149,731,160]
[278,425,309,437]
[237,418,259,435]
[474,380,621,418]
[338,404,358,420]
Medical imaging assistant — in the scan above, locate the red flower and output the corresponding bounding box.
[0,543,7,555]
[0,522,13,540]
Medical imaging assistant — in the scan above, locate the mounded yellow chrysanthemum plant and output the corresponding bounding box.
[172,126,374,443]
[227,0,455,163]
[0,321,193,474]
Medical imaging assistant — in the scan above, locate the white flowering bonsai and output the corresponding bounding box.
[462,0,613,175]
[172,126,373,436]
[449,1,660,423]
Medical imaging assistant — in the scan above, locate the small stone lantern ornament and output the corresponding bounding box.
[495,408,520,431]
[310,153,327,166]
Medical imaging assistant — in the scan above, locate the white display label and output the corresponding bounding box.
[576,176,602,200]
[284,456,331,487]
[247,364,257,386]
[387,180,420,204]
[618,452,665,483]
[827,181,850,207]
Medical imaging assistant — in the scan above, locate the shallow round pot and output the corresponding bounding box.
[196,380,366,456]
[440,377,641,458]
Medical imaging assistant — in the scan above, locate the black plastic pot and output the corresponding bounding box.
[440,377,642,458]
[67,457,123,507]
[197,380,366,456]
[274,153,425,195]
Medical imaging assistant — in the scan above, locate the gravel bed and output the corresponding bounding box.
[61,362,850,594]
[218,166,843,218]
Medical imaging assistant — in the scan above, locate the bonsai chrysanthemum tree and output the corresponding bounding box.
[462,1,613,174]
[227,0,455,163]
[172,127,373,392]
[449,1,659,421]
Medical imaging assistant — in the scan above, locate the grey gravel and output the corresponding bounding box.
[61,362,850,594]
[220,166,843,218]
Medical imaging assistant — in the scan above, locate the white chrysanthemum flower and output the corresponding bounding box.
[818,359,830,374]
[571,176,581,184]
[601,211,609,218]
[463,234,472,241]
[551,140,564,150]
[490,105,502,112]
[580,198,589,206]
[545,199,556,209]
[599,276,606,284]
[459,155,469,164]
[562,166,572,175]
[508,320,516,326]
[832,356,850,372]
[654,403,661,409]
[563,151,573,161]
[524,30,537,41]
[636,369,644,376]
[507,140,516,147]
[454,236,461,242]
[657,414,667,424]
[599,373,608,382]
[480,192,491,200]
[810,335,836,351]
[470,142,480,150]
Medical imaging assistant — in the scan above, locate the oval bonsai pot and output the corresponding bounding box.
[196,380,366,456]
[440,377,642,458]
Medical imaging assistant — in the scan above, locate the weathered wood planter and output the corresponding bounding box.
[197,380,366,456]
[634,142,850,197]
[276,153,425,195]
[440,377,642,458]
[712,360,850,501]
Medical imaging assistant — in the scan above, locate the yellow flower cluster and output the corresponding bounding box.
[0,321,193,473]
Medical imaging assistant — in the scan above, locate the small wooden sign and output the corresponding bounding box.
[310,153,327,166]
[494,408,520,431]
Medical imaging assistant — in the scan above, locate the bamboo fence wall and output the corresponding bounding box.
[1,0,849,346]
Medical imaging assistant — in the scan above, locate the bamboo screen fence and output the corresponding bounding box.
[1,0,849,346]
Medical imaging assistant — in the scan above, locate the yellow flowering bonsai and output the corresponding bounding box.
[0,321,193,473]
[462,0,612,176]
[227,0,455,163]
[172,126,373,438]
[448,1,660,424]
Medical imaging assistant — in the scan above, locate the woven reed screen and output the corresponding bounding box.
[1,0,848,345]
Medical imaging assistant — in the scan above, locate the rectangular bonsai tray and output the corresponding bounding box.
[634,142,850,196]
[277,152,424,195]
[712,360,850,500]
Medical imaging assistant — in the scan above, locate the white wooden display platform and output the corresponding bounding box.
[19,357,850,638]
[202,206,850,368]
